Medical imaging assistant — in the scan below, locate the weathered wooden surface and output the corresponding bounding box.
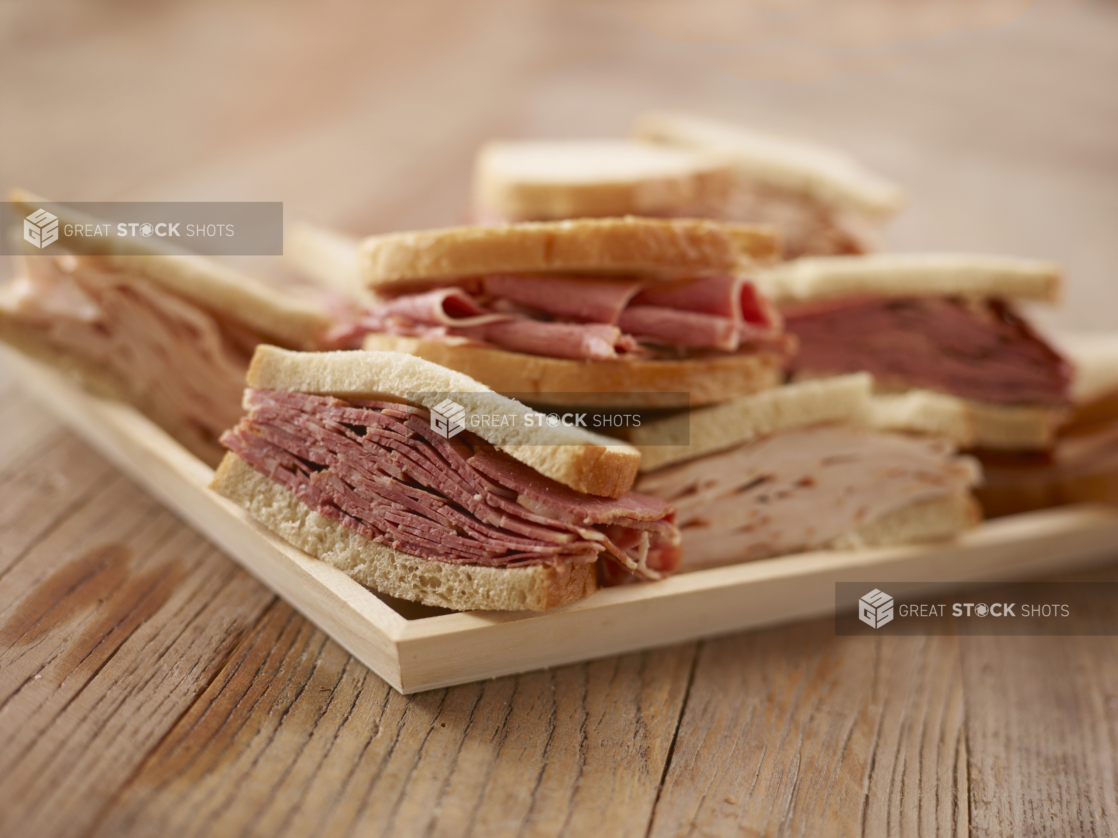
[1,0,1117,834]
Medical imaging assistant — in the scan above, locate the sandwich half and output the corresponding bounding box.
[472,139,735,223]
[1,192,332,465]
[627,374,981,571]
[632,110,905,259]
[336,216,789,407]
[976,332,1118,516]
[757,253,1073,451]
[212,346,683,611]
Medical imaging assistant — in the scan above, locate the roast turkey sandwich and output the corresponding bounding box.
[628,374,981,571]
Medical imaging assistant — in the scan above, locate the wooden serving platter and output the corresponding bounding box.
[8,349,1118,693]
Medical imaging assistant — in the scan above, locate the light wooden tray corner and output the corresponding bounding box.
[8,349,1118,694]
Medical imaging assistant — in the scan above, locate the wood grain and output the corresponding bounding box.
[90,609,696,838]
[648,624,967,837]
[959,566,1118,837]
[0,443,275,838]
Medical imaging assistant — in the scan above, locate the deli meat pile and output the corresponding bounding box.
[222,389,682,581]
[336,274,789,360]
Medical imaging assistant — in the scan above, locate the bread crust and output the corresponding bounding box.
[360,217,779,291]
[360,333,784,409]
[473,139,735,220]
[865,388,1068,451]
[1060,332,1118,406]
[211,454,598,611]
[829,490,982,549]
[630,374,873,472]
[246,345,642,498]
[759,253,1061,306]
[632,110,905,219]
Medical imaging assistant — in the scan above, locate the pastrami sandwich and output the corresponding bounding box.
[625,374,981,571]
[632,111,905,258]
[1,192,332,465]
[472,139,734,224]
[757,254,1073,451]
[212,346,682,611]
[336,216,789,407]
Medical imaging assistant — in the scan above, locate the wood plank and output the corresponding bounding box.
[0,433,117,579]
[960,564,1118,837]
[0,376,65,475]
[90,608,696,838]
[0,452,274,838]
[648,623,968,837]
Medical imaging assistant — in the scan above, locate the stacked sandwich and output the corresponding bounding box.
[629,374,979,570]
[756,253,1074,453]
[0,194,331,465]
[474,111,905,259]
[976,333,1118,516]
[332,216,788,407]
[211,346,683,611]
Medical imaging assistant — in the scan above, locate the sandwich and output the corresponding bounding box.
[472,138,734,224]
[1,192,332,465]
[976,332,1118,516]
[632,110,905,258]
[756,253,1073,451]
[211,346,682,611]
[335,216,790,407]
[625,374,981,571]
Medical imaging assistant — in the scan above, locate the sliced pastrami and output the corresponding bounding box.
[221,389,682,580]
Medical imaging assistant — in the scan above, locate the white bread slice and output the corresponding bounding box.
[473,139,734,220]
[245,345,641,498]
[758,253,1061,306]
[9,189,331,349]
[632,111,904,219]
[361,333,783,408]
[212,454,596,611]
[360,217,779,292]
[1056,331,1118,406]
[828,491,981,550]
[868,389,1068,451]
[285,222,372,306]
[106,254,330,349]
[1051,331,1118,434]
[628,374,873,472]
